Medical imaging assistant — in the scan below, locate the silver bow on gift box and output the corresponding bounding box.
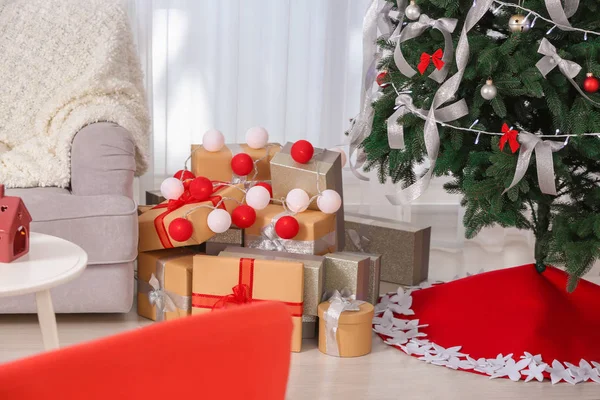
[503,132,565,196]
[138,271,192,322]
[322,290,366,357]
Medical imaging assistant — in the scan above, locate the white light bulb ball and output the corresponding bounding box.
[202,129,225,152]
[245,186,271,210]
[160,177,185,200]
[245,126,269,149]
[317,190,342,214]
[207,209,232,233]
[328,147,347,168]
[286,188,310,213]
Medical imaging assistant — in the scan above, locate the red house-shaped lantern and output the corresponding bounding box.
[0,184,32,263]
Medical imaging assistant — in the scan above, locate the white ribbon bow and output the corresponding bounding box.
[147,273,177,314]
[536,38,581,79]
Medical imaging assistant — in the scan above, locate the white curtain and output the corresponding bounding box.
[128,0,370,189]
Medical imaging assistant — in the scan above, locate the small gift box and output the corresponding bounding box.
[323,252,371,302]
[137,248,199,321]
[339,251,381,305]
[192,255,304,352]
[245,203,336,256]
[219,246,324,317]
[344,213,431,285]
[318,291,374,357]
[205,228,244,255]
[270,142,345,249]
[191,143,280,182]
[138,183,244,252]
[302,315,318,339]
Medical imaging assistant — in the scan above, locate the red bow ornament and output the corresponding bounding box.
[213,284,252,309]
[418,49,445,75]
[499,123,520,153]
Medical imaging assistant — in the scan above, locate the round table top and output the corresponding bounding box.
[0,232,88,297]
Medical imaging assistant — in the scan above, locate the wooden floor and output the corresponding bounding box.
[1,226,599,399]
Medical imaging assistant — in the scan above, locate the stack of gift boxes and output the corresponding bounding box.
[137,128,431,357]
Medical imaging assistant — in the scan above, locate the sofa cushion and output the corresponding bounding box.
[6,188,137,265]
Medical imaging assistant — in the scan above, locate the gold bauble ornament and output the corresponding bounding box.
[508,14,531,32]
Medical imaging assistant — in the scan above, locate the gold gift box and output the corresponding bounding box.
[138,184,244,252]
[343,213,430,285]
[191,143,280,182]
[192,254,304,352]
[318,301,374,357]
[219,246,324,317]
[137,248,200,321]
[270,142,345,249]
[323,252,371,302]
[245,203,336,256]
[205,228,244,255]
[339,251,381,305]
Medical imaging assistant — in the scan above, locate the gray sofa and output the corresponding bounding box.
[0,122,138,313]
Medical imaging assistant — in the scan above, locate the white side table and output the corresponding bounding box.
[0,233,87,350]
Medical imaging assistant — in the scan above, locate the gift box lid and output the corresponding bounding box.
[345,212,429,233]
[318,301,374,325]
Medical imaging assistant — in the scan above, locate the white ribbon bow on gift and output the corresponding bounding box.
[147,273,178,315]
[323,290,366,357]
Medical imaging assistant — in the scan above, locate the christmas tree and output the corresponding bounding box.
[351,0,600,290]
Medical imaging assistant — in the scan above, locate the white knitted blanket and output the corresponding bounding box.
[0,0,150,188]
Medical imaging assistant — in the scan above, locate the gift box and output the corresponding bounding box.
[302,315,318,339]
[270,142,345,249]
[219,246,324,317]
[138,183,244,252]
[323,252,370,302]
[192,255,304,352]
[191,143,280,182]
[205,228,244,255]
[318,292,374,357]
[245,203,336,256]
[137,248,200,321]
[343,213,431,285]
[338,251,381,305]
[146,190,165,205]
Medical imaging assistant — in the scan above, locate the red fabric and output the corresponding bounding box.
[417,49,444,75]
[383,264,600,365]
[192,258,303,317]
[0,302,292,400]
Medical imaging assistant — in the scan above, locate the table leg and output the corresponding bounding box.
[35,290,59,350]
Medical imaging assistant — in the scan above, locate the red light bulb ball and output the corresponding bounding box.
[189,177,213,201]
[583,73,599,93]
[254,182,273,198]
[168,218,193,242]
[231,153,255,176]
[376,71,389,87]
[275,216,300,239]
[173,169,195,181]
[231,205,257,229]
[291,140,314,164]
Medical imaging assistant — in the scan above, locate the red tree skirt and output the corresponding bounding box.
[373,264,600,384]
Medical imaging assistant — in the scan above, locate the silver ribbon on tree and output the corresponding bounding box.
[544,0,580,31]
[386,0,494,205]
[393,15,458,84]
[323,290,366,357]
[503,132,565,196]
[348,0,408,181]
[536,38,600,107]
[387,94,469,150]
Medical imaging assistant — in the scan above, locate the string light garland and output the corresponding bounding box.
[493,0,600,38]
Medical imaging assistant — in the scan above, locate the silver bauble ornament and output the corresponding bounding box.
[405,1,421,21]
[481,79,497,100]
[508,14,531,32]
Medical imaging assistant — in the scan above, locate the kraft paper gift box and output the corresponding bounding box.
[137,248,200,321]
[245,203,337,256]
[192,255,304,352]
[323,253,371,302]
[219,246,324,317]
[338,251,381,305]
[190,143,280,182]
[138,184,244,253]
[343,213,431,285]
[270,142,345,249]
[205,228,244,255]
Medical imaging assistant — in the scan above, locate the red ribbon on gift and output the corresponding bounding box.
[499,123,520,153]
[151,183,227,249]
[192,258,303,317]
[417,49,444,75]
